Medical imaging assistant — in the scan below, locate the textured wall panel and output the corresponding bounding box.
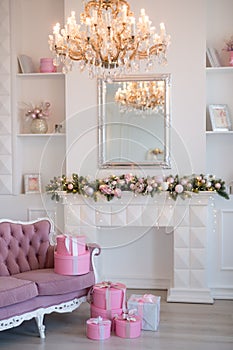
[0,0,12,193]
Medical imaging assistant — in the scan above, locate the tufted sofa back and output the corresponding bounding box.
[0,219,54,276]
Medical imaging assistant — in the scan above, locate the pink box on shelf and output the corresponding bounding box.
[127,294,161,331]
[114,314,141,339]
[54,250,90,275]
[39,58,56,73]
[56,234,86,256]
[91,304,122,322]
[92,281,126,310]
[86,317,111,341]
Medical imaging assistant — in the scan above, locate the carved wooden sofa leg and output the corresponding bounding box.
[35,314,46,339]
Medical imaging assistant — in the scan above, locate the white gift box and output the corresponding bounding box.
[127,294,161,331]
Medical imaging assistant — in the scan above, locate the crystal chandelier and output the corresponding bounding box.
[115,80,165,113]
[48,0,171,79]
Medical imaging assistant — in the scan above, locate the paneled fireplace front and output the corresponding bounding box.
[60,192,214,303]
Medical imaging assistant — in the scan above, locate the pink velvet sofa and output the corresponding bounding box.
[0,218,100,338]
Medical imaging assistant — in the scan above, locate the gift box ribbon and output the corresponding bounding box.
[133,294,156,303]
[122,309,137,322]
[94,281,127,312]
[65,235,79,256]
[72,256,78,274]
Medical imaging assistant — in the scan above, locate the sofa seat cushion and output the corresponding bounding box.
[0,276,38,307]
[14,268,95,296]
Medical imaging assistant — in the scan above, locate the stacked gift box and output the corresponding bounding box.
[54,234,90,275]
[86,281,161,340]
[90,281,126,322]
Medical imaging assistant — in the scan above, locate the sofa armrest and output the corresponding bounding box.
[86,243,101,282]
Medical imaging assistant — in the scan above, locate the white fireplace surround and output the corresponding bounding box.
[61,192,215,304]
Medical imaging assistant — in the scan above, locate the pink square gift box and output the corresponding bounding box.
[56,234,86,256]
[92,281,126,310]
[127,294,161,331]
[86,317,111,340]
[54,250,90,275]
[114,313,141,339]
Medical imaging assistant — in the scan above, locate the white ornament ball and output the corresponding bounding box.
[161,182,169,191]
[85,186,94,196]
[175,184,184,193]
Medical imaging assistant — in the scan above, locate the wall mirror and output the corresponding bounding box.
[98,74,171,168]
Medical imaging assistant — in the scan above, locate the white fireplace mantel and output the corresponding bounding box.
[61,192,215,303]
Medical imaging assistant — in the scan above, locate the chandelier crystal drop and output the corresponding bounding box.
[115,80,165,114]
[48,0,171,80]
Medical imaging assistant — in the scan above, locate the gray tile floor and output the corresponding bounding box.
[0,290,233,350]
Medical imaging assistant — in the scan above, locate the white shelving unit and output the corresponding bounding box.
[17,134,65,137]
[206,1,233,184]
[11,0,66,194]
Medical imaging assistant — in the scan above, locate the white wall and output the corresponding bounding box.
[1,0,231,297]
[63,0,206,292]
[65,0,206,178]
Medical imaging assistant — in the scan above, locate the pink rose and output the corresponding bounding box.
[114,188,122,198]
[99,184,112,194]
[130,183,135,190]
[215,183,221,190]
[124,173,133,183]
[67,183,73,190]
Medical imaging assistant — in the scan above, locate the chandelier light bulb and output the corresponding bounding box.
[115,80,165,114]
[48,0,171,80]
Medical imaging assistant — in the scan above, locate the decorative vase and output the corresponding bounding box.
[30,118,48,134]
[229,51,233,66]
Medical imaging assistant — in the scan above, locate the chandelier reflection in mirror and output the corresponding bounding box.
[48,0,171,79]
[115,80,165,114]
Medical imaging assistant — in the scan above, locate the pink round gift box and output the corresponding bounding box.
[56,234,86,256]
[54,250,90,275]
[86,318,111,340]
[92,283,126,310]
[40,58,56,73]
[115,315,141,339]
[91,304,122,321]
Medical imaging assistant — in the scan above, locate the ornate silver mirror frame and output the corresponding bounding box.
[98,74,171,168]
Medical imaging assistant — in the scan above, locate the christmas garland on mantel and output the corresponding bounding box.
[45,173,229,202]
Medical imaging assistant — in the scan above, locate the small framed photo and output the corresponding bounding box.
[24,174,41,194]
[18,54,35,74]
[209,104,232,131]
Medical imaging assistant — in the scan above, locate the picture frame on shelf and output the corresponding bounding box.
[18,54,35,74]
[209,104,232,131]
[24,173,41,194]
[206,47,221,67]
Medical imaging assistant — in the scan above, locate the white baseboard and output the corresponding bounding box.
[99,274,170,290]
[210,287,233,300]
[97,274,233,301]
